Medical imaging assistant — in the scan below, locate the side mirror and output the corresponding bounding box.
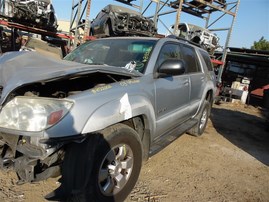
[158,59,185,76]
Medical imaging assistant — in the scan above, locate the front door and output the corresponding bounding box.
[154,43,190,138]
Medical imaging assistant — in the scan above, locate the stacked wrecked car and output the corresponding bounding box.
[1,0,58,32]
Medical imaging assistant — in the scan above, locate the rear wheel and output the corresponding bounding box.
[188,100,210,136]
[48,124,143,202]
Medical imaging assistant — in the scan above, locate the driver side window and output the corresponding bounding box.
[156,43,182,69]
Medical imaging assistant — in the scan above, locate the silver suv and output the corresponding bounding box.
[0,36,216,201]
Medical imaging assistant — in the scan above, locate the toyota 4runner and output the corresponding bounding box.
[0,36,216,201]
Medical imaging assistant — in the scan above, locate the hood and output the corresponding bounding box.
[0,51,142,103]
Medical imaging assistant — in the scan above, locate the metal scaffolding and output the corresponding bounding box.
[68,0,92,49]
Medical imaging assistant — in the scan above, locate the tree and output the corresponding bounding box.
[251,37,269,51]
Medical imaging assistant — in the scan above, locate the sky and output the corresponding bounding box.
[53,0,269,49]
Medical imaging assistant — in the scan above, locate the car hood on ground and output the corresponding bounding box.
[0,51,142,103]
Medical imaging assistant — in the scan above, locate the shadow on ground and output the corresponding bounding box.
[210,106,269,166]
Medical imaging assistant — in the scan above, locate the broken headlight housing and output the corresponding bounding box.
[0,97,73,132]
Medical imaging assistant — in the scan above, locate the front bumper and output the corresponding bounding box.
[0,132,64,183]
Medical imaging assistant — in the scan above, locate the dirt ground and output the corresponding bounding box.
[0,102,269,202]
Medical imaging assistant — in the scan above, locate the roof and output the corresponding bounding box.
[228,47,269,56]
[215,47,269,66]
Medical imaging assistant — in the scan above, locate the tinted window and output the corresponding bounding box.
[199,50,213,71]
[182,45,200,73]
[156,43,182,68]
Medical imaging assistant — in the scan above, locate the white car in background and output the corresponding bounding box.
[168,22,219,54]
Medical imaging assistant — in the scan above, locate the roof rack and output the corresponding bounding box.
[166,34,202,48]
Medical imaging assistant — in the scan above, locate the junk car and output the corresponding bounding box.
[1,0,58,32]
[0,36,216,201]
[169,23,219,54]
[90,4,157,37]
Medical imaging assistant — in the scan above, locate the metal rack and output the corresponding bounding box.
[68,0,93,49]
[0,18,72,56]
[0,0,75,56]
[0,0,94,56]
[0,19,71,39]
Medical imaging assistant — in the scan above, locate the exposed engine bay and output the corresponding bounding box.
[7,72,131,100]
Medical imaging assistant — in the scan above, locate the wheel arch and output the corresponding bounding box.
[205,89,214,104]
[120,115,151,161]
[81,95,155,160]
[192,88,214,119]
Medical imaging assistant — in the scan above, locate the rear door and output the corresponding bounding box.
[181,44,206,115]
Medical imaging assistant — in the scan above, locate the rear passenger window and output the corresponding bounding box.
[182,45,200,73]
[199,50,213,71]
[156,43,182,68]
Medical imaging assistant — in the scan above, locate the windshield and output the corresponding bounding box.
[64,38,156,73]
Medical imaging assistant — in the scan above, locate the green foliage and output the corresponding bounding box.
[251,37,269,51]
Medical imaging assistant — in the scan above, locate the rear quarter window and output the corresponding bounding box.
[199,50,213,71]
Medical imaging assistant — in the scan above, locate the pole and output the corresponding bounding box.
[83,0,91,41]
[174,0,184,35]
[217,0,240,83]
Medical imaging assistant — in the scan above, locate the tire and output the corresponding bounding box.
[49,124,143,202]
[104,21,113,37]
[188,100,210,136]
[91,124,142,201]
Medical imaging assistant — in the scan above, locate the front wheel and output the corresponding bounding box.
[94,124,142,201]
[49,124,143,202]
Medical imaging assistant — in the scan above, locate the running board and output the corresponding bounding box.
[149,119,197,156]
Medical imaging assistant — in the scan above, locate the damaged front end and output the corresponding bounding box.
[0,58,135,184]
[190,30,219,54]
[0,132,65,184]
[112,12,156,37]
[0,38,149,185]
[1,0,58,32]
[0,70,132,184]
[0,96,74,184]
